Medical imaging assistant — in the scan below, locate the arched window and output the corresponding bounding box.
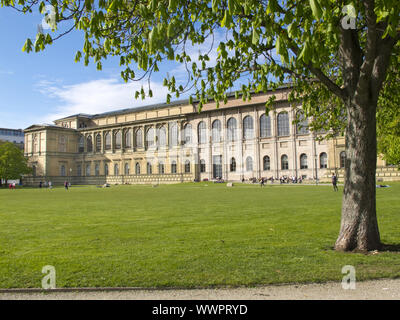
[158,161,165,174]
[227,117,237,142]
[171,160,177,173]
[135,162,141,175]
[135,128,143,148]
[296,110,309,134]
[114,163,119,175]
[77,164,82,177]
[86,135,93,152]
[146,127,155,148]
[212,119,222,143]
[277,112,290,136]
[158,126,167,147]
[281,155,289,170]
[95,134,102,152]
[124,163,130,175]
[60,165,66,176]
[320,152,328,168]
[260,114,272,138]
[104,163,109,176]
[243,116,254,140]
[246,156,253,171]
[115,131,122,149]
[200,159,206,173]
[198,121,207,144]
[300,154,308,169]
[78,136,84,153]
[95,163,100,176]
[263,156,270,171]
[230,157,236,172]
[125,129,132,148]
[105,132,111,150]
[185,160,191,173]
[184,123,192,145]
[340,151,346,168]
[86,164,91,176]
[147,162,152,174]
[169,122,178,146]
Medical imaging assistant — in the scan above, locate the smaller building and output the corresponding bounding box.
[0,128,24,149]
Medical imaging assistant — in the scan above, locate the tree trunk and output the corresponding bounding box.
[334,97,381,252]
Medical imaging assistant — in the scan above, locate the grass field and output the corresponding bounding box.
[0,182,399,289]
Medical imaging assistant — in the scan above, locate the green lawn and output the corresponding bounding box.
[0,182,399,289]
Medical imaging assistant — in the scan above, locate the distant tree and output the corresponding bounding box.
[0,141,32,185]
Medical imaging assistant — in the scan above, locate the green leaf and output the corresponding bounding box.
[309,0,323,20]
[252,27,260,45]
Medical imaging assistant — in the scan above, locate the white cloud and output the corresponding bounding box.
[36,77,172,123]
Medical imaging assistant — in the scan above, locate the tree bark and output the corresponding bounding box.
[334,97,381,252]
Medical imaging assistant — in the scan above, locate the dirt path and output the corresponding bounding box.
[1,279,400,300]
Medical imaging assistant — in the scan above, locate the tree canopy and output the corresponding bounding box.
[0,141,32,183]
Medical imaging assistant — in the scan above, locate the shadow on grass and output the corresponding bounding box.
[380,243,400,253]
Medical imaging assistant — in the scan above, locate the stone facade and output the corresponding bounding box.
[23,87,399,186]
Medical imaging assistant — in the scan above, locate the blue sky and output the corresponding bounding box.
[0,7,206,129]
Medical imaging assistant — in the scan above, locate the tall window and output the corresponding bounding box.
[124,163,130,175]
[260,114,272,138]
[212,119,222,143]
[135,162,141,175]
[158,126,167,147]
[115,131,122,149]
[277,112,290,136]
[114,163,119,175]
[296,110,309,134]
[198,121,207,144]
[158,161,165,174]
[77,164,82,177]
[146,128,155,148]
[246,156,253,171]
[59,135,66,152]
[136,128,143,148]
[340,151,346,168]
[281,155,289,170]
[184,123,192,145]
[227,117,237,142]
[96,134,102,152]
[60,165,66,176]
[86,164,91,176]
[147,162,152,174]
[33,135,39,153]
[32,165,37,176]
[78,136,84,153]
[200,159,206,173]
[169,122,178,146]
[243,116,254,140]
[185,160,191,173]
[300,154,308,169]
[230,157,236,172]
[125,129,132,148]
[320,152,328,168]
[104,164,109,176]
[86,135,93,152]
[263,156,270,171]
[95,163,100,176]
[171,160,177,173]
[105,132,111,150]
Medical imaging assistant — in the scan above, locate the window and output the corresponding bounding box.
[200,159,206,173]
[60,165,66,176]
[185,160,191,173]
[158,126,166,147]
[124,163,130,175]
[243,116,254,140]
[104,164,109,176]
[32,165,37,177]
[146,128,155,148]
[59,135,66,152]
[86,135,93,152]
[86,164,91,176]
[136,128,143,148]
[114,164,119,176]
[33,135,39,153]
[158,162,165,174]
[135,162,141,175]
[184,124,192,145]
[277,112,290,136]
[96,134,102,152]
[115,131,122,149]
[171,160,177,174]
[281,155,289,170]
[212,119,222,142]
[125,129,132,148]
[78,136,84,153]
[198,121,207,144]
[105,132,111,150]
[296,110,309,134]
[320,152,328,168]
[263,156,270,171]
[95,163,100,176]
[246,156,253,171]
[147,162,152,174]
[77,164,82,176]
[300,154,308,169]
[230,157,236,172]
[340,151,346,168]
[260,114,272,138]
[169,122,178,146]
[227,117,237,142]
